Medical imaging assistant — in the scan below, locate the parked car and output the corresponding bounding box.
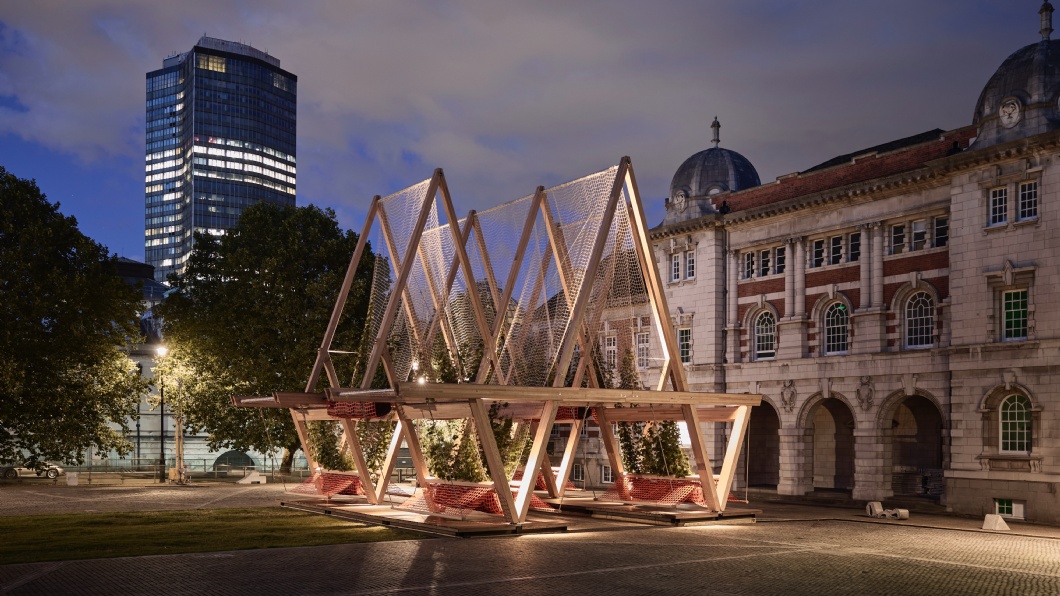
[0,461,64,479]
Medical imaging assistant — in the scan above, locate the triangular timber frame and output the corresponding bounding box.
[233,158,760,524]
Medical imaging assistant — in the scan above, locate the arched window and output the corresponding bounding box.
[1000,394,1032,453]
[905,291,935,348]
[754,311,776,360]
[823,302,849,354]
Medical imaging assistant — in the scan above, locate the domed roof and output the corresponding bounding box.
[972,3,1060,148]
[663,117,761,226]
[669,146,762,200]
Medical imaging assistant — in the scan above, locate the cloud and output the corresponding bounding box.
[0,0,1042,250]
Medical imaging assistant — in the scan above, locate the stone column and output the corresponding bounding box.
[858,224,871,311]
[726,249,739,363]
[871,222,884,309]
[794,237,806,317]
[784,237,796,318]
[777,427,812,495]
[852,427,893,501]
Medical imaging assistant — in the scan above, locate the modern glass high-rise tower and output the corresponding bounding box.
[145,36,296,283]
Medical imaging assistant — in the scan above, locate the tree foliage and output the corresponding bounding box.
[155,203,373,468]
[0,167,147,464]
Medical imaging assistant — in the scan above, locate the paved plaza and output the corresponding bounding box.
[2,481,1060,595]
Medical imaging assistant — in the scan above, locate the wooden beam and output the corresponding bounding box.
[374,418,405,501]
[420,213,475,378]
[621,157,689,393]
[395,406,430,488]
[593,405,626,497]
[513,400,559,523]
[360,173,440,389]
[549,166,623,387]
[437,173,504,380]
[306,198,380,392]
[554,418,583,497]
[393,382,763,407]
[681,403,722,511]
[468,399,517,523]
[340,419,379,504]
[477,189,545,384]
[714,405,751,511]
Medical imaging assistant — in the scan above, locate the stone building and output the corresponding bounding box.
[647,2,1060,523]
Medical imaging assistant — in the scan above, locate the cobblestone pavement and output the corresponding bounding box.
[3,482,1060,595]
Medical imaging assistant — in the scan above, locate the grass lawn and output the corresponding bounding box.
[0,507,425,565]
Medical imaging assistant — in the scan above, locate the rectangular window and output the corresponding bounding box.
[891,225,906,254]
[602,465,615,483]
[605,336,617,370]
[848,232,861,262]
[636,332,650,369]
[671,253,681,282]
[911,220,927,251]
[685,250,695,279]
[743,252,755,279]
[1003,289,1029,341]
[829,236,842,265]
[934,217,949,247]
[572,463,584,482]
[812,239,825,268]
[995,498,1013,516]
[1019,181,1038,221]
[990,187,1008,226]
[775,246,786,274]
[759,250,771,277]
[678,328,692,364]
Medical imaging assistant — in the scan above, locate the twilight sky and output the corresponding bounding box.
[0,1,1043,259]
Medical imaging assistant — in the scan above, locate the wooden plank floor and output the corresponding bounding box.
[280,498,569,538]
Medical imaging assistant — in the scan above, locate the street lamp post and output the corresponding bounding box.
[156,345,168,482]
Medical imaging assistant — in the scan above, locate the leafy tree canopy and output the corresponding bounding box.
[0,167,147,464]
[155,203,373,467]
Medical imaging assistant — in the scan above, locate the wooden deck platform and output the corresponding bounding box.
[539,495,759,526]
[280,498,569,538]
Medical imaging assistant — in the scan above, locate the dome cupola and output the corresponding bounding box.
[971,2,1060,148]
[664,117,761,225]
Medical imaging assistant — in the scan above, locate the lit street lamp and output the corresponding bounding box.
[156,345,167,482]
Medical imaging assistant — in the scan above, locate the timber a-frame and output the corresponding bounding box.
[234,157,760,524]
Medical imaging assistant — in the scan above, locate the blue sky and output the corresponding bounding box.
[0,1,1039,259]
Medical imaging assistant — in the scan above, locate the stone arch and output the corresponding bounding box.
[877,389,946,498]
[797,391,857,493]
[737,397,781,489]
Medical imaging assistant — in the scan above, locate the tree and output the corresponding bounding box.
[614,348,644,474]
[0,167,148,464]
[155,203,373,470]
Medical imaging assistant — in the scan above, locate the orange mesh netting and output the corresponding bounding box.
[598,475,743,506]
[511,469,576,490]
[326,401,391,419]
[396,483,555,517]
[289,472,365,497]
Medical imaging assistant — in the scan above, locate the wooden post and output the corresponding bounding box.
[514,400,559,522]
[360,173,441,390]
[373,418,405,502]
[714,405,751,510]
[468,398,518,523]
[340,418,379,504]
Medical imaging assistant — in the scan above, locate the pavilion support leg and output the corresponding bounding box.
[594,406,628,499]
[682,404,722,511]
[514,401,559,523]
[340,419,379,504]
[713,405,750,511]
[554,419,583,497]
[469,399,518,523]
[529,420,559,497]
[374,418,405,502]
